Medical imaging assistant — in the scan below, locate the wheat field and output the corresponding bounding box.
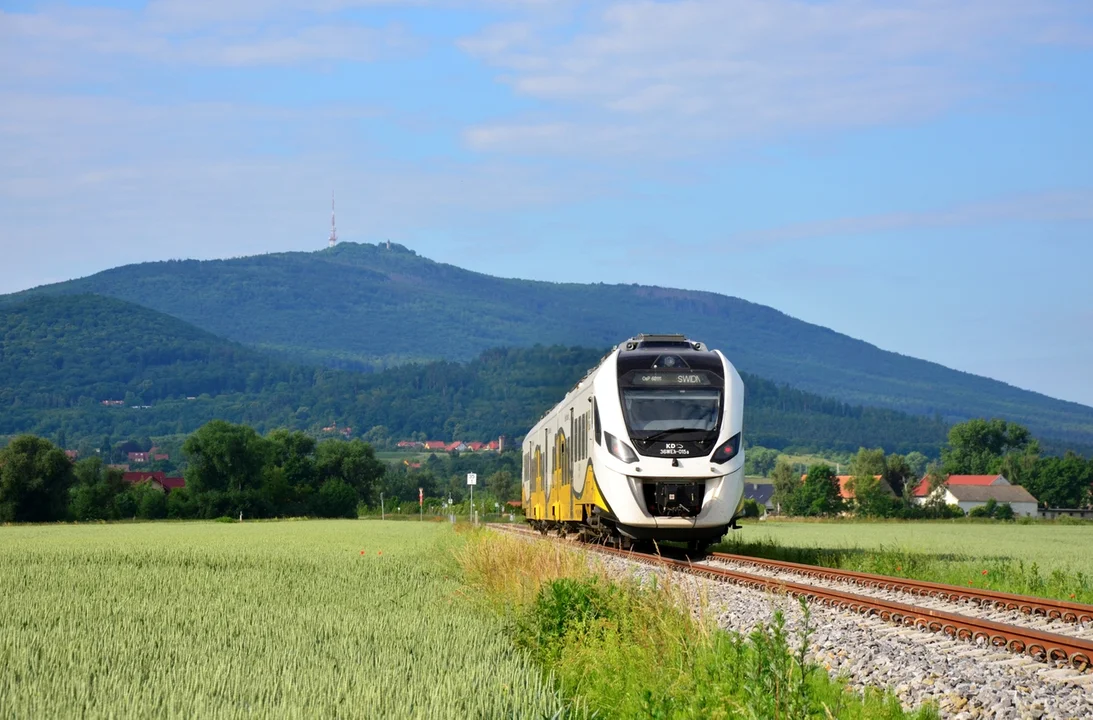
[0,520,574,718]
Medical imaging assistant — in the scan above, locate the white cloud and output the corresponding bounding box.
[461,0,1093,155]
[0,5,418,75]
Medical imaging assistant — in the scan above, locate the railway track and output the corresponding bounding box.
[707,551,1093,625]
[490,523,1093,671]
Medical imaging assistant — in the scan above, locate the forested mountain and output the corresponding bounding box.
[0,294,953,454]
[11,242,1093,445]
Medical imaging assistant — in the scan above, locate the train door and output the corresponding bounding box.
[543,427,551,518]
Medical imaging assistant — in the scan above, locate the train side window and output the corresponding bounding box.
[584,413,589,457]
[593,398,602,445]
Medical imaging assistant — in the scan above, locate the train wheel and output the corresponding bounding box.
[687,540,710,556]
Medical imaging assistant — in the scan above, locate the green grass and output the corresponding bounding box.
[374,450,431,463]
[0,520,576,718]
[459,529,938,720]
[721,519,1093,604]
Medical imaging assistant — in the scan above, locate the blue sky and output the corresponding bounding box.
[1,0,1092,406]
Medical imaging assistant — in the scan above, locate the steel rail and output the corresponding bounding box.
[586,543,1093,671]
[708,552,1093,625]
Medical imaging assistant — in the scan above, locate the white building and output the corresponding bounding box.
[937,484,1039,517]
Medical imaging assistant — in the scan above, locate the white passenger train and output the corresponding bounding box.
[521,334,745,551]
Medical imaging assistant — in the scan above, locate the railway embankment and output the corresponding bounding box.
[460,527,937,719]
[488,525,1093,719]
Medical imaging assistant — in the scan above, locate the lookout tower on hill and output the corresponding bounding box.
[328,192,337,248]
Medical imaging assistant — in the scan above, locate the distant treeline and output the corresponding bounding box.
[0,422,522,524]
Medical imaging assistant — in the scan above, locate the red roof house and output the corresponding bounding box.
[123,471,166,491]
[466,441,485,452]
[911,474,1009,498]
[423,441,447,451]
[123,472,186,492]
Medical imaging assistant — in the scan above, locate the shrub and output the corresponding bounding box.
[309,478,358,518]
[166,488,197,519]
[741,498,764,518]
[136,488,167,520]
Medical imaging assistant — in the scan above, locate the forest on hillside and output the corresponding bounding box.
[0,295,959,455]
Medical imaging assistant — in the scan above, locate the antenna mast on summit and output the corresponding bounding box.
[328,192,337,248]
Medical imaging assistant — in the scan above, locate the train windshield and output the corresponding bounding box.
[621,388,721,437]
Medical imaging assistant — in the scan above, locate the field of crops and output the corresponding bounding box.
[735,520,1093,574]
[723,519,1093,602]
[0,520,575,718]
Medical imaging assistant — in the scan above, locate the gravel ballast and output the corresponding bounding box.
[594,553,1093,719]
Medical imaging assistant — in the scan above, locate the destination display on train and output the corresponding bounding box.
[628,371,712,386]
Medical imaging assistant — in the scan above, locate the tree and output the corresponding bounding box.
[134,483,168,519]
[486,469,517,501]
[1024,452,1093,508]
[744,447,779,477]
[183,421,268,494]
[848,447,886,478]
[315,439,385,505]
[883,453,914,498]
[265,429,317,511]
[849,474,899,518]
[796,464,841,516]
[68,457,127,521]
[309,478,358,518]
[904,451,929,480]
[770,458,799,515]
[362,425,390,447]
[0,435,74,522]
[942,419,1034,475]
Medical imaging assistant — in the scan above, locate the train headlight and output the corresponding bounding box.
[711,432,741,464]
[604,432,639,464]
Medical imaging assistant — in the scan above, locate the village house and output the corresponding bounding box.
[122,472,185,492]
[400,436,505,453]
[910,474,1011,499]
[937,485,1039,517]
[910,474,1039,517]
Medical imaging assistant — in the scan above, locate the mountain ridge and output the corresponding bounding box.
[9,241,1093,445]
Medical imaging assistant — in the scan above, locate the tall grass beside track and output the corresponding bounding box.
[0,521,577,719]
[722,520,1093,604]
[458,529,939,720]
